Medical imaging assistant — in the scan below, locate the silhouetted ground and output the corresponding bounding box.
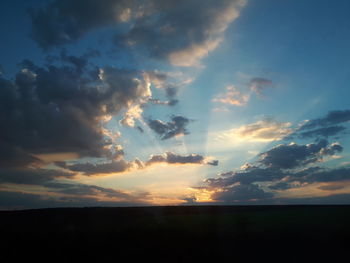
[1,205,350,262]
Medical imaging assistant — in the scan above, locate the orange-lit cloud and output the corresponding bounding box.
[169,38,223,67]
[34,152,79,164]
[222,118,293,142]
[213,85,249,106]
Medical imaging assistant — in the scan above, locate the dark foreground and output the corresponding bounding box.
[1,205,350,262]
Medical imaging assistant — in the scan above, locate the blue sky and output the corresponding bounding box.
[1,0,350,209]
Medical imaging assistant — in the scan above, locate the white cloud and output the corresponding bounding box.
[223,118,294,142]
[213,85,250,106]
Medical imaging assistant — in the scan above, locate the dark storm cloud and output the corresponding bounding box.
[258,139,342,169]
[206,167,285,188]
[115,0,246,65]
[0,56,150,167]
[30,0,245,65]
[299,167,350,184]
[0,189,148,210]
[0,170,149,209]
[45,182,133,199]
[56,159,132,175]
[0,165,142,207]
[319,142,343,155]
[207,164,350,193]
[29,0,136,49]
[56,151,217,175]
[211,184,273,202]
[276,193,350,205]
[300,110,350,130]
[146,152,218,166]
[268,182,292,190]
[298,126,347,139]
[204,165,350,203]
[203,164,350,203]
[0,168,74,185]
[286,110,350,140]
[202,139,347,202]
[208,166,350,203]
[148,116,191,140]
[0,142,43,168]
[204,140,344,191]
[0,191,65,210]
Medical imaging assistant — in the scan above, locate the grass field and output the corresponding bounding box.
[1,205,349,262]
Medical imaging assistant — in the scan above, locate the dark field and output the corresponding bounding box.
[1,205,350,262]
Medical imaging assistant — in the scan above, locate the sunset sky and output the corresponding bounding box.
[1,0,350,209]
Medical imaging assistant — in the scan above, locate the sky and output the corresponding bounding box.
[1,0,350,209]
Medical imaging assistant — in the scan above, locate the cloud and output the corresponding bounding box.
[30,0,246,66]
[55,143,142,175]
[0,168,74,185]
[57,151,218,175]
[203,165,350,203]
[29,0,135,49]
[119,104,144,127]
[299,167,350,184]
[148,98,179,106]
[182,196,197,205]
[45,182,133,199]
[206,167,285,188]
[297,126,347,139]
[248,77,274,97]
[0,165,150,207]
[148,115,191,140]
[0,187,148,210]
[268,182,292,190]
[0,168,149,209]
[119,70,188,128]
[0,190,65,210]
[143,71,180,98]
[211,183,273,202]
[0,56,151,167]
[142,70,193,105]
[168,38,223,67]
[318,184,345,191]
[300,110,350,130]
[142,71,169,89]
[258,139,342,169]
[0,160,136,206]
[201,139,347,203]
[213,77,275,107]
[0,142,44,168]
[287,110,350,140]
[227,118,293,142]
[213,85,249,106]
[146,152,218,166]
[276,193,350,205]
[261,166,350,190]
[207,160,219,166]
[117,0,246,66]
[56,159,134,175]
